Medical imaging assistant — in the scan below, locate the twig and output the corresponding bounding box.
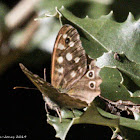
[0,15,39,75]
[16,14,39,49]
[5,0,41,30]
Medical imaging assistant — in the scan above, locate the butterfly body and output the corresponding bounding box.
[51,24,102,104]
[20,24,102,120]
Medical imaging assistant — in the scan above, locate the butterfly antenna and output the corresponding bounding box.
[13,86,38,90]
[44,68,46,81]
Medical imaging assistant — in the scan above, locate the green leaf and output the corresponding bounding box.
[31,7,140,140]
[96,51,140,88]
[98,67,140,104]
[119,124,140,140]
[61,108,83,119]
[133,91,140,97]
[133,112,140,121]
[73,103,119,128]
[120,71,140,95]
[59,7,107,59]
[47,109,83,140]
[58,8,140,64]
[96,51,140,103]
[38,0,112,18]
[94,98,140,139]
[47,103,119,140]
[0,3,8,30]
[47,114,74,140]
[97,106,140,139]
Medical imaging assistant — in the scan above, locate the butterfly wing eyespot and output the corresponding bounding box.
[86,70,95,79]
[65,38,70,44]
[89,72,93,77]
[89,81,96,89]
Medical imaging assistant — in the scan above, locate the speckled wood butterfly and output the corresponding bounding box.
[20,25,102,121]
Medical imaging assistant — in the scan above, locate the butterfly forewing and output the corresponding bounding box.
[19,63,88,109]
[51,25,87,91]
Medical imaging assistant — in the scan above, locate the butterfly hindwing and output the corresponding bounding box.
[51,25,87,91]
[67,59,102,104]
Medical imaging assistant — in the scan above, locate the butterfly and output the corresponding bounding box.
[20,24,102,121]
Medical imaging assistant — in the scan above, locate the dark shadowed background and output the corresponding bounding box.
[0,0,140,139]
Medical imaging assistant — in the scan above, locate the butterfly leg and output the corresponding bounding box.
[45,103,52,122]
[71,108,76,118]
[55,108,62,123]
[45,103,49,114]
